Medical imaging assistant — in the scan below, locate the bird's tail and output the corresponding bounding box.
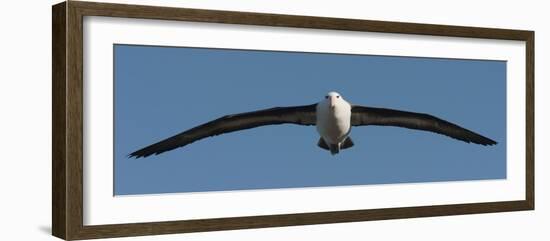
[329,145,339,155]
[317,137,354,155]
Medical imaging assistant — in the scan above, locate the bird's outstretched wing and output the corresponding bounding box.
[129,104,317,158]
[351,105,497,145]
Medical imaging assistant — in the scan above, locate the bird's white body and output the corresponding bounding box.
[316,92,352,147]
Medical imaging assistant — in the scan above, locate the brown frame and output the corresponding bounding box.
[52,1,535,240]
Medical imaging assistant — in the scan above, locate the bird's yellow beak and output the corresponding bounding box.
[329,96,336,108]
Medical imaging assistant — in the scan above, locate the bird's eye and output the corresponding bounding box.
[336,96,340,98]
[325,96,329,99]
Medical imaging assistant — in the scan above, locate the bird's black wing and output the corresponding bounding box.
[129,104,317,158]
[350,105,497,145]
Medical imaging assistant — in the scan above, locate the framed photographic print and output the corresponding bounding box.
[52,1,534,240]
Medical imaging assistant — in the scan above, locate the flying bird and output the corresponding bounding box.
[130,91,496,158]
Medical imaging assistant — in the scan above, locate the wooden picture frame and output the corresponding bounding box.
[52,1,534,240]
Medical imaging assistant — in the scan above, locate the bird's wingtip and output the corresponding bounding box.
[482,139,498,146]
[127,152,144,159]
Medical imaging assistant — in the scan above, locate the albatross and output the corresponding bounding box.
[130,91,496,158]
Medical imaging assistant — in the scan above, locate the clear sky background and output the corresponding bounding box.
[114,44,506,195]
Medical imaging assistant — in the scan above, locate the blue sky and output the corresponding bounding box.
[114,44,506,195]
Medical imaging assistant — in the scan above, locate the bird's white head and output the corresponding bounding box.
[324,91,344,109]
